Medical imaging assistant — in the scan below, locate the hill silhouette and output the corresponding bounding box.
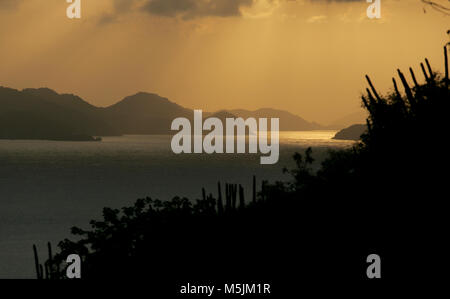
[0,87,115,140]
[0,88,326,140]
[104,92,192,134]
[229,108,323,131]
[204,110,237,120]
[333,124,366,140]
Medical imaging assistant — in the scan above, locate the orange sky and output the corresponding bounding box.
[0,0,448,124]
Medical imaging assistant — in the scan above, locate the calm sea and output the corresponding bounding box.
[0,131,353,278]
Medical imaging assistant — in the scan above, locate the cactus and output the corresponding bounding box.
[231,184,237,210]
[252,175,256,203]
[425,58,434,79]
[217,182,223,214]
[445,45,449,86]
[365,75,381,101]
[47,242,53,279]
[239,184,245,209]
[32,243,58,279]
[362,95,373,116]
[409,67,419,88]
[225,183,231,211]
[44,261,49,279]
[39,264,44,280]
[420,62,430,82]
[397,69,414,106]
[392,77,399,96]
[33,244,42,279]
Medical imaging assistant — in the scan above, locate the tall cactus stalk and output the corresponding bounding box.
[362,96,373,116]
[44,262,49,280]
[239,184,245,209]
[425,58,434,79]
[409,68,419,87]
[420,62,430,82]
[392,78,408,115]
[445,45,449,86]
[397,69,415,106]
[225,183,231,211]
[217,182,223,214]
[392,78,400,98]
[231,184,237,210]
[365,75,381,101]
[33,244,41,280]
[252,175,256,203]
[47,242,53,280]
[365,88,377,107]
[39,264,44,280]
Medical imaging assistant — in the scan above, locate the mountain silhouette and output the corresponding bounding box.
[333,124,366,140]
[204,110,238,121]
[0,87,326,140]
[0,87,116,140]
[22,88,99,112]
[228,108,323,131]
[104,92,192,134]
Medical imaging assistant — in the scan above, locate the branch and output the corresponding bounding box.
[421,0,450,15]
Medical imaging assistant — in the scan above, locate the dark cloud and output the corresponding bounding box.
[140,0,254,18]
[133,0,362,19]
[0,0,23,10]
[102,0,361,23]
[113,0,135,12]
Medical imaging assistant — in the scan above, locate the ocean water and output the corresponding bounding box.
[0,131,353,278]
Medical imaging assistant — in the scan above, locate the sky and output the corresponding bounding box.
[0,0,448,124]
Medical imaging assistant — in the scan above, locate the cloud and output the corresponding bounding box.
[96,0,263,23]
[140,0,254,18]
[112,0,137,12]
[98,0,362,24]
[135,0,363,19]
[0,0,23,10]
[95,0,140,25]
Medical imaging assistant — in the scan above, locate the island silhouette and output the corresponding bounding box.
[0,87,329,141]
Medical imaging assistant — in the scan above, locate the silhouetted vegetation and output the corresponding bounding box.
[34,47,449,283]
